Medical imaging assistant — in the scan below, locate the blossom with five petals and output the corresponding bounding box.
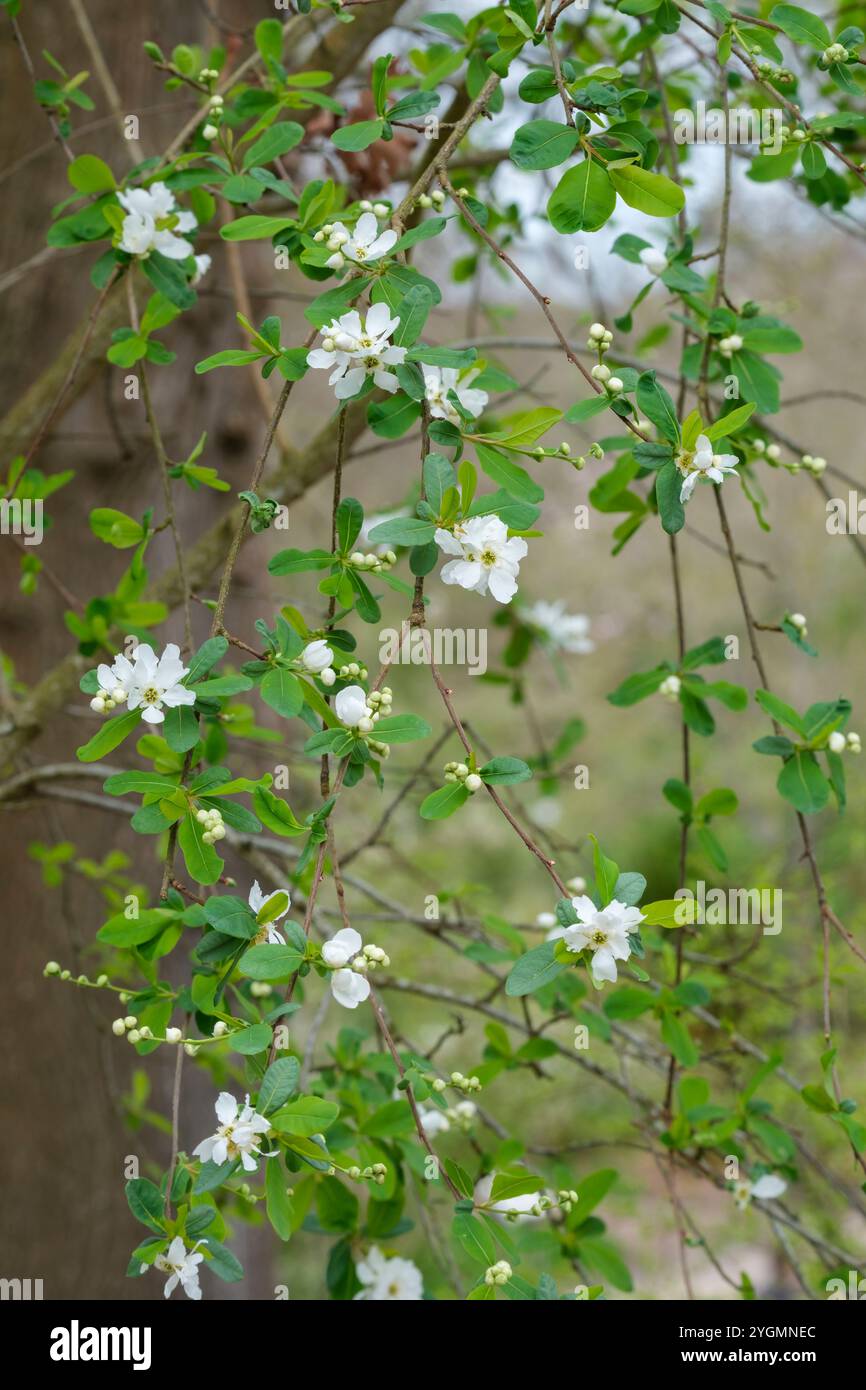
[125,643,196,724]
[422,365,488,425]
[353,1246,424,1300]
[561,896,645,985]
[148,1236,206,1300]
[676,433,739,502]
[326,212,397,270]
[248,880,290,945]
[192,1091,274,1173]
[434,515,528,605]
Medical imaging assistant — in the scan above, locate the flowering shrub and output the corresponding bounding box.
[3,0,866,1303]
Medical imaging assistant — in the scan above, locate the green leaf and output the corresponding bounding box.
[271,1095,339,1137]
[702,401,755,441]
[589,832,619,905]
[511,120,580,170]
[238,944,304,980]
[547,160,616,234]
[609,164,685,218]
[661,1011,699,1066]
[242,122,304,169]
[203,896,259,940]
[479,756,532,786]
[103,770,178,796]
[178,812,222,886]
[126,1178,165,1233]
[420,782,470,820]
[97,907,176,947]
[777,751,830,814]
[506,941,566,996]
[636,371,679,443]
[332,119,384,151]
[89,507,146,549]
[607,665,669,706]
[260,668,304,719]
[252,786,307,837]
[76,708,140,761]
[371,713,432,744]
[769,4,831,48]
[474,444,544,503]
[335,497,364,554]
[195,349,264,374]
[230,1022,273,1055]
[656,461,685,534]
[265,1156,294,1240]
[452,1210,498,1265]
[368,516,436,546]
[162,703,199,752]
[69,154,115,193]
[220,215,295,242]
[755,688,805,735]
[259,1057,301,1114]
[141,251,195,310]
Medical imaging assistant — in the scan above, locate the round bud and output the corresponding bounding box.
[112,1018,127,1037]
[465,773,482,792]
[166,1027,183,1044]
[828,731,847,754]
[213,1021,229,1037]
[90,696,106,713]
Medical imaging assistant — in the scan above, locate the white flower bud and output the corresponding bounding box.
[789,612,806,630]
[90,696,106,713]
[465,773,482,792]
[591,363,610,383]
[589,322,606,340]
[184,1043,199,1056]
[606,376,624,394]
[124,1016,137,1028]
[165,1027,183,1043]
[112,1018,127,1036]
[320,667,336,687]
[203,123,218,141]
[127,1029,141,1044]
[828,731,847,754]
[213,1021,229,1037]
[373,203,389,217]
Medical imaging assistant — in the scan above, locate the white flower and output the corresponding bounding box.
[322,927,362,967]
[422,365,488,425]
[149,1236,205,1300]
[660,674,681,700]
[300,638,334,673]
[326,212,397,269]
[330,966,371,1009]
[125,642,196,724]
[91,652,134,710]
[335,683,371,728]
[192,1091,274,1174]
[562,896,644,985]
[248,880,290,944]
[453,1100,477,1122]
[353,1246,424,1300]
[676,433,739,502]
[192,253,212,285]
[524,599,594,654]
[117,181,196,260]
[734,1174,787,1209]
[639,246,668,277]
[307,304,407,401]
[435,515,528,605]
[418,1106,451,1138]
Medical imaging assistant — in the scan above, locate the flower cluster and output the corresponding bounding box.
[443,760,482,793]
[300,638,336,687]
[195,804,226,845]
[314,211,397,271]
[117,181,204,273]
[307,304,406,400]
[88,642,195,725]
[321,926,389,1008]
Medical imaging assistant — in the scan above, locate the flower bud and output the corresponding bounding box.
[213,1021,229,1037]
[112,1018,127,1036]
[165,1027,183,1043]
[828,731,847,754]
[465,773,482,792]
